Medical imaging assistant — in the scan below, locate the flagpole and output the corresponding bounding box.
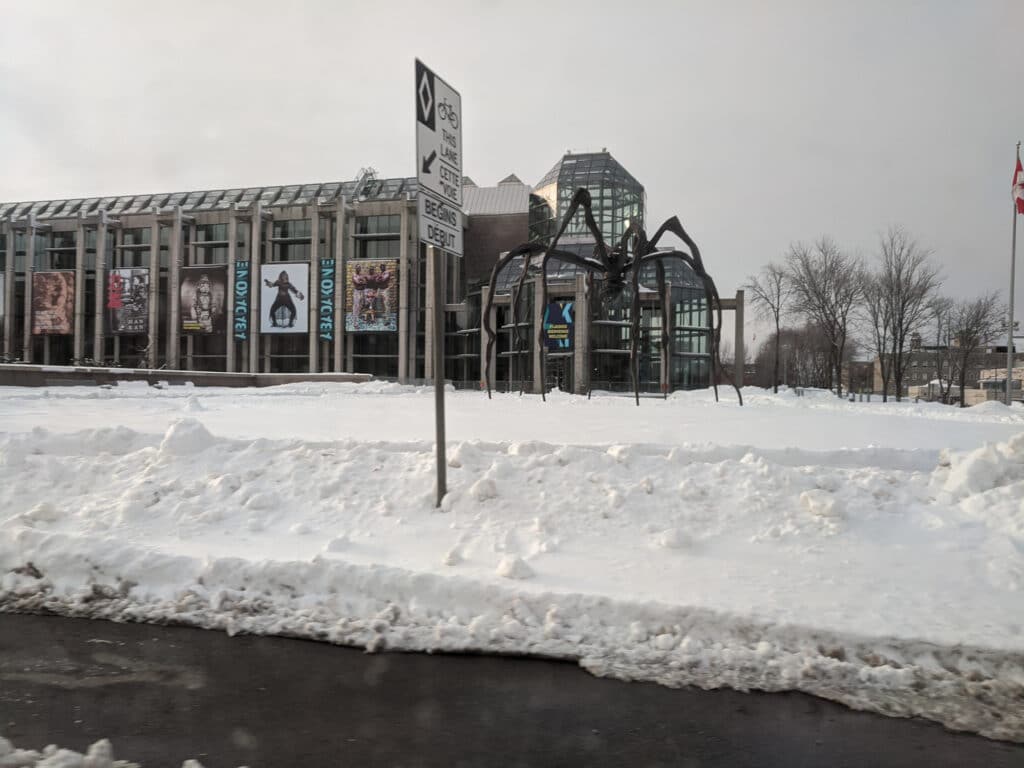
[1008,141,1020,406]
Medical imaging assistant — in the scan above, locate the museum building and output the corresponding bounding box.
[0,151,740,393]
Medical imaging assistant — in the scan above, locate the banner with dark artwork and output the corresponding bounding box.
[180,266,227,334]
[543,300,574,350]
[260,262,309,334]
[0,274,5,344]
[32,271,74,335]
[345,259,397,332]
[233,261,250,341]
[318,258,336,342]
[106,268,149,335]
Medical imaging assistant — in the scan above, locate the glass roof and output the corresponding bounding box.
[1,176,419,220]
[536,150,643,192]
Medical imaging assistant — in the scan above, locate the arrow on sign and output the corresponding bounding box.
[421,150,437,175]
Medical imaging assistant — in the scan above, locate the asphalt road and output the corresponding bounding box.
[0,613,1021,768]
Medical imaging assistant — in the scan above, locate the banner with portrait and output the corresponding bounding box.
[106,268,149,335]
[32,271,74,335]
[260,262,309,334]
[345,259,398,332]
[180,266,227,334]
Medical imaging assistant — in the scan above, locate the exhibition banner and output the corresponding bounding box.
[32,271,74,335]
[345,259,397,332]
[106,268,149,335]
[260,262,309,334]
[543,300,574,350]
[319,258,336,342]
[233,261,250,341]
[180,266,227,334]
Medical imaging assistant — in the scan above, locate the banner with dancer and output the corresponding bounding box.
[32,271,75,335]
[345,259,397,332]
[106,268,149,335]
[260,262,309,334]
[180,266,227,334]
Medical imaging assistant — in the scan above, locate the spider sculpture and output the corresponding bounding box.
[481,187,742,406]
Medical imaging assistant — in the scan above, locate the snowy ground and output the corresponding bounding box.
[1,382,1023,742]
[0,735,202,767]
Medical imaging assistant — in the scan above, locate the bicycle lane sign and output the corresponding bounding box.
[415,59,462,213]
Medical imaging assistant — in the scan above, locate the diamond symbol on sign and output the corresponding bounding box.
[418,71,433,123]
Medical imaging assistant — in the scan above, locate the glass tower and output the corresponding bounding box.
[529,151,645,245]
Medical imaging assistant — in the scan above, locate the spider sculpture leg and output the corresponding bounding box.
[528,189,613,402]
[635,249,743,407]
[625,244,671,405]
[483,243,545,399]
[586,271,595,401]
[630,246,643,406]
[483,243,607,398]
[529,247,611,402]
[511,251,536,396]
[655,258,670,399]
[644,219,743,406]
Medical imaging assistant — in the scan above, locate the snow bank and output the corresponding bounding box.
[0,735,225,767]
[0,736,142,767]
[2,411,1023,742]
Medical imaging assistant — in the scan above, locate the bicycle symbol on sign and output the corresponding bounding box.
[438,98,459,130]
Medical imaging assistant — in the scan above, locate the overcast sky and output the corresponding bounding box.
[1,0,1021,344]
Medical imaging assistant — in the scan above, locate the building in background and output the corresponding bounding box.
[873,332,1024,401]
[474,150,729,395]
[0,151,743,393]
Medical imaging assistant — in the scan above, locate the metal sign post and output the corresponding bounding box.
[431,246,447,506]
[416,59,462,508]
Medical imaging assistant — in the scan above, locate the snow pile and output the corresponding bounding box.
[1,386,1024,742]
[939,433,1024,499]
[0,736,144,767]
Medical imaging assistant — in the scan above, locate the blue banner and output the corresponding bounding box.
[319,258,336,342]
[233,261,250,341]
[543,301,574,350]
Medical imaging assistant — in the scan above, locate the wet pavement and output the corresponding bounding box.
[1,613,1021,767]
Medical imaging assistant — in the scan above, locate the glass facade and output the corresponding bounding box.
[490,152,711,393]
[530,151,645,245]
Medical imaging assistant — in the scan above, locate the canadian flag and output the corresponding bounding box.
[1014,156,1024,215]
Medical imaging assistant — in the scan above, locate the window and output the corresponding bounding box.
[355,215,400,235]
[197,223,228,242]
[123,228,151,247]
[354,215,401,260]
[273,219,311,239]
[272,219,312,262]
[355,239,400,260]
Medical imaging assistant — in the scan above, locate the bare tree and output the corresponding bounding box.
[878,227,942,400]
[786,238,863,397]
[754,323,834,389]
[930,296,955,403]
[861,270,894,401]
[946,293,1004,407]
[745,263,791,393]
